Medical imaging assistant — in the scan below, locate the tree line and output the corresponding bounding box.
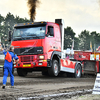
[0,12,30,47]
[64,27,100,51]
[0,12,100,50]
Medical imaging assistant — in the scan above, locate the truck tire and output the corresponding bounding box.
[17,68,27,77]
[74,64,82,78]
[48,59,59,76]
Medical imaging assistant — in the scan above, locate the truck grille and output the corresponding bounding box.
[14,47,43,55]
[20,56,34,62]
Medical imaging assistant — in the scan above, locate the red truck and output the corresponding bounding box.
[8,19,82,78]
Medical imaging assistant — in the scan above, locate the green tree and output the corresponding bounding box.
[2,12,15,45]
[64,26,76,49]
[0,14,4,45]
[90,31,100,51]
[74,37,79,50]
[15,15,30,23]
[0,14,4,25]
[1,12,30,46]
[78,30,90,50]
[0,14,4,36]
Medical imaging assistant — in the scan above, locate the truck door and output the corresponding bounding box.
[55,27,61,51]
[45,26,56,59]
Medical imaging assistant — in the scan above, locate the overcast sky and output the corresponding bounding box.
[0,0,100,36]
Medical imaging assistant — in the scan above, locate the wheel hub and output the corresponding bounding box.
[54,63,58,74]
[76,68,80,77]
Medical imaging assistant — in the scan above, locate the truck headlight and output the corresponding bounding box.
[39,55,44,59]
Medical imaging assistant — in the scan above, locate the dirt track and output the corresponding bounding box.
[0,69,97,100]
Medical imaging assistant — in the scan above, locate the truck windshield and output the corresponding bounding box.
[12,26,46,41]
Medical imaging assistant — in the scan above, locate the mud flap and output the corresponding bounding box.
[84,61,96,73]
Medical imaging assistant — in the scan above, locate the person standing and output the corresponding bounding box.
[0,44,19,89]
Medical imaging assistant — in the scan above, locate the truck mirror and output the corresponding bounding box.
[8,31,12,41]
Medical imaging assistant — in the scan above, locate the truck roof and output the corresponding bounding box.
[14,21,59,28]
[14,21,47,28]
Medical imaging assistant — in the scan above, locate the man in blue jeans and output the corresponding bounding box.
[0,45,19,89]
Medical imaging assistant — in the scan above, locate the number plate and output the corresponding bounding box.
[23,64,31,67]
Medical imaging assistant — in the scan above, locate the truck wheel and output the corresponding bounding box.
[48,59,59,76]
[17,68,27,77]
[74,64,82,78]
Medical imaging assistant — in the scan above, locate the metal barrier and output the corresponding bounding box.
[0,54,4,67]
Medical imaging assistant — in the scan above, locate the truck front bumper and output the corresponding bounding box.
[15,60,48,68]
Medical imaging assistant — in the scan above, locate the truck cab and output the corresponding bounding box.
[11,20,61,76]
